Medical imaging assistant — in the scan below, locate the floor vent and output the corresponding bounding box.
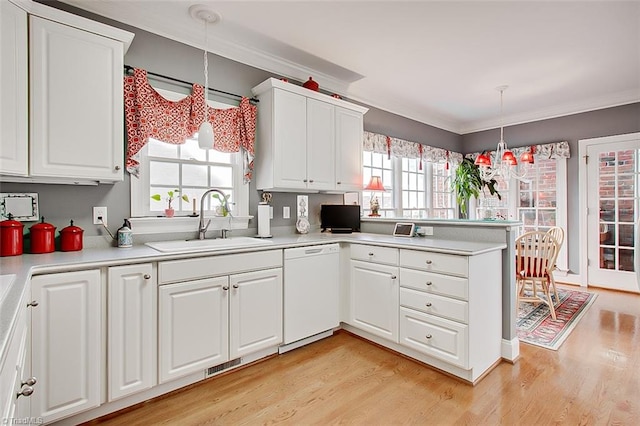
[205,358,241,378]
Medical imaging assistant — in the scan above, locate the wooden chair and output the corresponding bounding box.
[515,231,560,319]
[545,226,565,301]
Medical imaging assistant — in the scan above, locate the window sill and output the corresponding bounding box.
[129,215,252,235]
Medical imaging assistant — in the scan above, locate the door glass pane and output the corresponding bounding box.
[618,200,635,222]
[600,247,615,270]
[619,249,635,272]
[619,224,635,247]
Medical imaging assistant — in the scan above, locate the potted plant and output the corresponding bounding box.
[451,157,501,218]
[211,193,231,217]
[151,189,189,218]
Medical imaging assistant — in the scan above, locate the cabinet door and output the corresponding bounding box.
[108,264,156,401]
[159,277,229,383]
[229,268,283,358]
[335,107,363,192]
[0,0,28,176]
[31,270,101,424]
[273,89,307,189]
[306,98,335,190]
[30,16,124,181]
[349,260,399,342]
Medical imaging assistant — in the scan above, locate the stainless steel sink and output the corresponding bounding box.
[145,237,273,253]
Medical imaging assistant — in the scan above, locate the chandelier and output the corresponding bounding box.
[475,86,534,181]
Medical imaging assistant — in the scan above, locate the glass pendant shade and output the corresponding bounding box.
[474,153,492,167]
[520,147,535,164]
[198,121,214,149]
[502,150,517,165]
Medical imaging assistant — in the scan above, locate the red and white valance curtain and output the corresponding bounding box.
[124,68,256,182]
[466,141,571,161]
[363,131,463,168]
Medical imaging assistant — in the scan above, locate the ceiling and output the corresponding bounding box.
[60,0,640,134]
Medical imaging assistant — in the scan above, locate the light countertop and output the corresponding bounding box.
[0,232,506,368]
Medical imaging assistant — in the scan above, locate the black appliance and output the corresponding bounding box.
[320,204,361,233]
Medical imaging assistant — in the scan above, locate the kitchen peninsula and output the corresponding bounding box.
[0,226,511,425]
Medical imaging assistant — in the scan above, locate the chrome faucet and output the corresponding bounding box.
[198,188,231,240]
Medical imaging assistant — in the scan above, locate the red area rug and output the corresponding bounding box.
[517,288,597,350]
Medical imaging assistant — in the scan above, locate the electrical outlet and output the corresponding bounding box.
[283,206,290,219]
[93,206,107,225]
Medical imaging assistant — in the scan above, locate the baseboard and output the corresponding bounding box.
[501,337,519,362]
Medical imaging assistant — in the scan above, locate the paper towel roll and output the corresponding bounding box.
[258,203,271,237]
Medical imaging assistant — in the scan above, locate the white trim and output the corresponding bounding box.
[578,132,640,288]
[128,215,252,235]
[501,338,519,362]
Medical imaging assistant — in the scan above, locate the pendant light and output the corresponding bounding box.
[189,5,221,150]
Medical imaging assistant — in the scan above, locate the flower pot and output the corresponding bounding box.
[165,208,175,218]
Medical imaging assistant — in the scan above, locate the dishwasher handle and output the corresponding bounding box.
[284,243,340,259]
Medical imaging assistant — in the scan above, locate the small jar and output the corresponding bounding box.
[60,220,84,252]
[0,214,24,256]
[30,217,56,254]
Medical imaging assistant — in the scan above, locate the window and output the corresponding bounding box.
[130,88,249,230]
[362,151,456,218]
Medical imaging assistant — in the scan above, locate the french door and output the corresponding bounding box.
[586,133,640,292]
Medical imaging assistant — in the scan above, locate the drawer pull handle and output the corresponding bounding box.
[425,302,432,307]
[425,334,433,339]
[22,377,37,387]
[144,274,151,279]
[425,281,433,286]
[425,260,433,265]
[27,301,39,308]
[233,284,239,289]
[368,252,374,256]
[17,386,34,398]
[391,275,397,280]
[223,286,229,291]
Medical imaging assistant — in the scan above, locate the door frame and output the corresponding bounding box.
[578,132,640,288]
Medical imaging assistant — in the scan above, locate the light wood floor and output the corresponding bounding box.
[90,286,639,425]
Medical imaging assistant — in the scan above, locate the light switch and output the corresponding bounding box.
[283,206,290,219]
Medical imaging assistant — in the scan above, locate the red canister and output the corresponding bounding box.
[60,220,84,252]
[30,217,56,254]
[0,214,24,256]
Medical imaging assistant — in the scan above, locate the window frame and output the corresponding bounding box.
[129,87,250,234]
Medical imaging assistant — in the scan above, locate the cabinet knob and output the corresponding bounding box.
[303,179,308,183]
[22,377,37,387]
[425,334,433,340]
[309,179,314,183]
[115,165,121,171]
[27,301,39,308]
[391,275,397,280]
[425,302,432,307]
[425,281,433,286]
[233,284,239,289]
[337,181,342,185]
[368,252,374,256]
[17,386,34,398]
[425,260,433,265]
[144,274,151,280]
[223,286,229,291]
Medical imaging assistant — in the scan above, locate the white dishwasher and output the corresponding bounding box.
[282,244,340,350]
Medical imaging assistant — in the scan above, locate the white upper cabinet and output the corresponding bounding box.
[0,1,133,184]
[30,16,124,182]
[252,78,368,192]
[0,1,28,176]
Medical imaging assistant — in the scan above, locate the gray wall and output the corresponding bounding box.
[462,102,640,274]
[4,0,460,238]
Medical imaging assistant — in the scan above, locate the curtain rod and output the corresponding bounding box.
[124,65,259,103]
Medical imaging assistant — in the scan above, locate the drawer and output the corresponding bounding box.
[400,288,468,324]
[351,244,398,265]
[159,249,282,284]
[400,249,468,277]
[400,268,468,300]
[399,307,468,369]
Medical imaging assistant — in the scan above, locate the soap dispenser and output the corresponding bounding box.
[117,219,133,248]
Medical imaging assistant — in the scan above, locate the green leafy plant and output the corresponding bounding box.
[452,158,501,217]
[211,193,231,217]
[151,189,189,210]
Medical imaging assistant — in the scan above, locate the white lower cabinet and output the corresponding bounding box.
[30,270,101,424]
[159,276,229,383]
[349,257,399,342]
[108,264,156,401]
[158,252,283,383]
